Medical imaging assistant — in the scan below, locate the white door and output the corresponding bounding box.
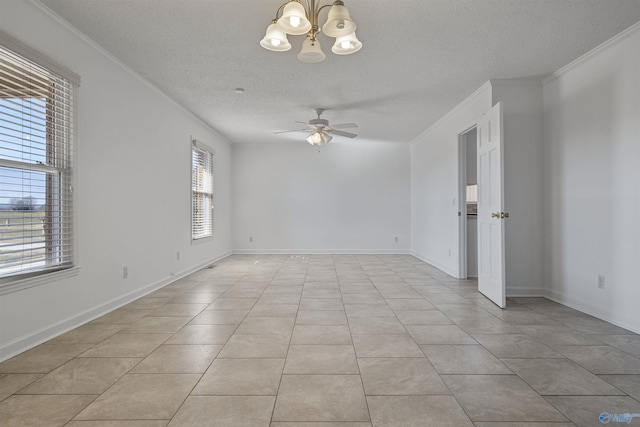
[477,102,506,308]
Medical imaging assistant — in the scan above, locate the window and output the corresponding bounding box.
[191,139,213,240]
[466,184,478,203]
[0,36,77,279]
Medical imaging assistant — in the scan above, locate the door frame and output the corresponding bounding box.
[457,124,478,280]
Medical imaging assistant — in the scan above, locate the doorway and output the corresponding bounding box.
[458,126,478,279]
[460,102,506,308]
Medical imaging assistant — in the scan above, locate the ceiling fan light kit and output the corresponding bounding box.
[306,131,333,145]
[260,0,361,62]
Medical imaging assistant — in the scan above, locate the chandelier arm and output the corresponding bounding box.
[273,2,289,21]
[317,4,334,19]
[310,0,317,27]
[315,3,333,38]
[301,0,316,40]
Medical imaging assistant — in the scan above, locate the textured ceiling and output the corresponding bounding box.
[37,0,640,144]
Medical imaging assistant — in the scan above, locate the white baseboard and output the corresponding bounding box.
[505,287,547,297]
[410,251,458,278]
[233,249,411,255]
[545,288,640,335]
[0,251,232,362]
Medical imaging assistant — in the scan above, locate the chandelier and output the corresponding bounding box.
[260,0,362,63]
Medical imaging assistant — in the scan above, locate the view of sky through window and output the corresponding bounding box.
[0,97,47,209]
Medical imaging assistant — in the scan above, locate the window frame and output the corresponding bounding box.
[0,30,80,291]
[190,138,214,242]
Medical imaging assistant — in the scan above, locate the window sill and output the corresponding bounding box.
[191,235,213,245]
[0,266,81,296]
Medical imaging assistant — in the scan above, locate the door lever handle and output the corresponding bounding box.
[491,212,500,218]
[502,212,510,219]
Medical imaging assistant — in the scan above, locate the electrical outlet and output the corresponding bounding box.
[598,274,605,289]
[123,266,128,279]
[249,236,253,243]
[394,236,399,243]
[169,271,175,277]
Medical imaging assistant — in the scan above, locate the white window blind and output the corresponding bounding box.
[0,42,75,279]
[191,140,213,240]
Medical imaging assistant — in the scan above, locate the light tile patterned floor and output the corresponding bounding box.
[1,254,639,426]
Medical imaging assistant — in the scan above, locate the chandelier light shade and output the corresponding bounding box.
[261,0,362,62]
[278,1,312,35]
[260,21,292,52]
[331,32,362,55]
[298,36,326,63]
[322,3,356,37]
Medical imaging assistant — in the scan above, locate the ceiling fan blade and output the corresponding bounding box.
[294,121,309,124]
[326,129,358,138]
[330,123,359,129]
[274,129,311,134]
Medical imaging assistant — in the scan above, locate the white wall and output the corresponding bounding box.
[232,141,410,253]
[543,24,640,332]
[491,81,544,295]
[410,83,492,276]
[0,0,232,360]
[411,81,545,295]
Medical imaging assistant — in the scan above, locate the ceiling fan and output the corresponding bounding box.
[275,108,358,146]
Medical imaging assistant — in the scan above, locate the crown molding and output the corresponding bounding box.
[26,0,231,144]
[543,21,640,85]
[490,78,542,87]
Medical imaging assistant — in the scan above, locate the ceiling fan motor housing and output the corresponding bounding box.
[309,118,329,127]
